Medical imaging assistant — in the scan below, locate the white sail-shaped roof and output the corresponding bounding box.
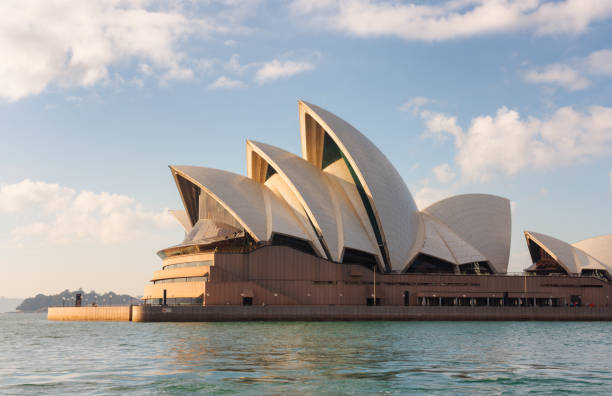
[299,100,424,271]
[525,231,607,274]
[420,213,487,266]
[423,194,511,274]
[572,235,612,270]
[246,140,380,264]
[170,166,314,249]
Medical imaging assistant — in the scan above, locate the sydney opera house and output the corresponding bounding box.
[142,101,612,309]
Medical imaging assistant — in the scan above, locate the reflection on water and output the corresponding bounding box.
[1,314,611,395]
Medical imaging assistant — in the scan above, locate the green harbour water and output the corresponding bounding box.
[1,313,611,395]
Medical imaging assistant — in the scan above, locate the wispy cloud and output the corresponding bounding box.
[432,163,457,184]
[0,179,176,245]
[208,76,246,89]
[523,48,612,91]
[586,49,612,75]
[524,64,590,91]
[400,97,433,115]
[255,59,314,85]
[413,185,453,209]
[292,0,612,41]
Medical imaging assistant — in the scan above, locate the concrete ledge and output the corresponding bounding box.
[131,305,612,322]
[48,306,132,321]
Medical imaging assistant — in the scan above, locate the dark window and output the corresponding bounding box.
[406,253,456,274]
[342,248,378,267]
[242,297,253,306]
[366,298,382,306]
[581,269,611,281]
[264,164,277,182]
[271,233,316,255]
[322,132,343,169]
[526,240,568,275]
[176,175,200,226]
[459,262,493,274]
[403,291,410,306]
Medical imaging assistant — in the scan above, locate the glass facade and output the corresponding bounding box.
[163,260,213,270]
[198,189,242,229]
[153,276,207,284]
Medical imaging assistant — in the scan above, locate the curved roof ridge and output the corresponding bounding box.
[298,100,424,271]
[170,165,312,248]
[525,230,608,274]
[572,234,612,245]
[247,140,380,264]
[423,212,488,266]
[571,234,612,270]
[423,194,511,273]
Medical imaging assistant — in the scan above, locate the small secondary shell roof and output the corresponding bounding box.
[525,231,607,274]
[423,194,511,274]
[420,213,487,266]
[246,140,380,264]
[170,165,311,245]
[572,235,612,270]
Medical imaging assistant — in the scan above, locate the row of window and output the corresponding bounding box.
[162,260,212,270]
[153,276,208,284]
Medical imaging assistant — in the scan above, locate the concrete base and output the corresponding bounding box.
[132,305,612,322]
[48,306,132,321]
[48,305,612,322]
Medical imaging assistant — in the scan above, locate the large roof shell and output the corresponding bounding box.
[420,213,487,266]
[525,231,607,274]
[170,165,313,247]
[246,140,380,264]
[572,235,612,270]
[423,194,511,273]
[298,100,424,271]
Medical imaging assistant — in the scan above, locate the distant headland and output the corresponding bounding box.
[16,290,140,313]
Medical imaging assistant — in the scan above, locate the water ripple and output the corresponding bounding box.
[1,314,611,395]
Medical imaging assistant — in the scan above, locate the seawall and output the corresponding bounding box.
[48,305,612,322]
[48,306,132,321]
[132,305,612,322]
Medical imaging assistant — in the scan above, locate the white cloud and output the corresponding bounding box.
[523,48,612,91]
[413,186,452,209]
[208,76,246,89]
[587,49,612,75]
[0,179,74,213]
[400,97,433,114]
[0,1,256,102]
[255,60,314,85]
[293,0,612,41]
[432,163,457,184]
[524,63,590,91]
[225,54,251,75]
[420,105,612,182]
[0,179,176,245]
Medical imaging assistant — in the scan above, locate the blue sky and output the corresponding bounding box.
[1,0,611,298]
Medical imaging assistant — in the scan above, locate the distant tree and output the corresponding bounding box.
[16,290,139,312]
